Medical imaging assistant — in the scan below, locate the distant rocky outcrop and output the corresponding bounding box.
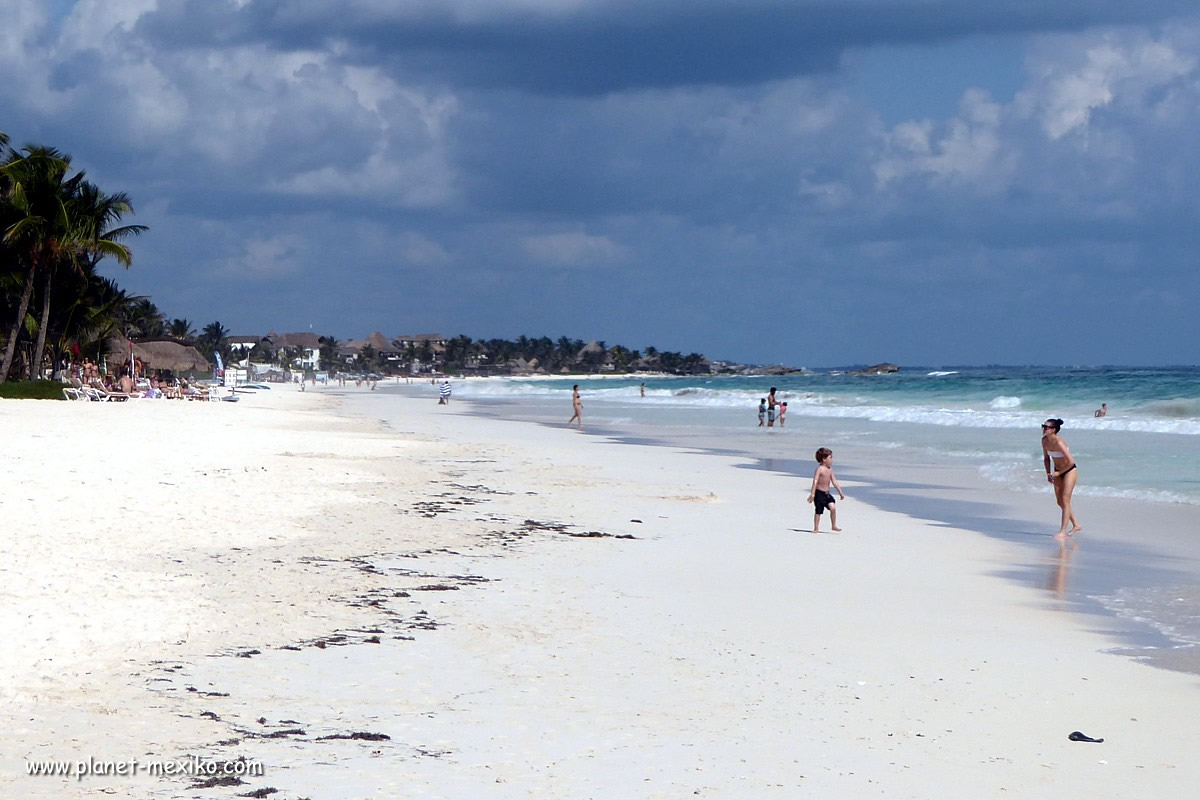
[719,364,810,376]
[851,363,900,375]
[755,365,811,376]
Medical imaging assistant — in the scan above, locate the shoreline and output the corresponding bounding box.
[455,388,1200,673]
[4,388,1200,797]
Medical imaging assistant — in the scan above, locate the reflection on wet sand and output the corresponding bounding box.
[1044,539,1079,600]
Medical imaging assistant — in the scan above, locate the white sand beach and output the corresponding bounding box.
[2,388,1199,799]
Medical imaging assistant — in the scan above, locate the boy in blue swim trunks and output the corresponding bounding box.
[758,398,766,427]
[807,447,845,533]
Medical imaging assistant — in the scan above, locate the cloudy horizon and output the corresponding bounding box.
[4,0,1198,366]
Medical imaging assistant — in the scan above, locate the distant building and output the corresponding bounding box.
[393,333,445,349]
[272,332,322,369]
[394,334,446,372]
[228,335,267,356]
[577,340,614,372]
[344,331,404,370]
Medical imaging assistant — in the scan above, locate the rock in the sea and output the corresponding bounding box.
[851,362,900,375]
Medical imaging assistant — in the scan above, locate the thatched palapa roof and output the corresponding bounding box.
[107,338,211,372]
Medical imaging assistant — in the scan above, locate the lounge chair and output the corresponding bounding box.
[81,386,130,402]
[62,387,84,401]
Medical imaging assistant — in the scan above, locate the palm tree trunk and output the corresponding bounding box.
[29,266,53,380]
[0,261,37,384]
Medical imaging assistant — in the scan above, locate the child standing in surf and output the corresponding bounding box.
[807,447,845,533]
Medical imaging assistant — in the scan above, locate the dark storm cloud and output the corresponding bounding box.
[135,0,1195,94]
[8,1,1200,364]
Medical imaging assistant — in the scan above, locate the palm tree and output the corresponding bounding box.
[168,318,195,341]
[444,334,473,370]
[0,146,145,380]
[359,343,379,372]
[247,340,273,364]
[659,351,683,373]
[318,335,341,372]
[609,344,631,372]
[0,146,70,382]
[124,297,166,339]
[275,345,304,371]
[40,180,146,373]
[196,320,230,365]
[73,276,135,363]
[683,352,707,374]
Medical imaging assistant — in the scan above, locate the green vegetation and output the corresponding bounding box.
[1,131,151,383]
[433,335,709,375]
[0,380,66,400]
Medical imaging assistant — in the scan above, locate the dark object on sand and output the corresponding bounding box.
[317,731,391,741]
[1068,730,1104,743]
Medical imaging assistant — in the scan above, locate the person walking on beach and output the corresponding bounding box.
[640,383,645,398]
[807,447,845,533]
[439,380,451,404]
[758,398,767,427]
[1041,418,1081,539]
[568,384,583,429]
[767,387,778,427]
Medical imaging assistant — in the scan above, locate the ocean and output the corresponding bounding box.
[450,366,1200,505]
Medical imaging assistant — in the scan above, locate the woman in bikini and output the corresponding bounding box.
[567,384,583,429]
[1041,418,1081,539]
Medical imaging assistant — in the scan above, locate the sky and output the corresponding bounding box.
[2,0,1198,367]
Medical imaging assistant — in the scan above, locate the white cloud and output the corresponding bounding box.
[874,89,1011,187]
[400,233,452,266]
[1020,33,1196,140]
[520,231,630,267]
[872,26,1200,194]
[217,234,305,279]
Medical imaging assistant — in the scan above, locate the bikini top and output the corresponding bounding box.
[1047,450,1065,458]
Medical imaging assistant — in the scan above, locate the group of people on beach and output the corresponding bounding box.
[557,381,1079,539]
[58,356,203,400]
[756,387,787,427]
[803,416,1081,538]
[755,386,846,532]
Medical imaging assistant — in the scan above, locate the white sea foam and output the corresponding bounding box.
[926,371,959,376]
[936,448,1033,460]
[453,380,1200,434]
[975,463,1200,504]
[1071,485,1198,504]
[1091,585,1200,646]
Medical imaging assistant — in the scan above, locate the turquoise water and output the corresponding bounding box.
[454,367,1200,503]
